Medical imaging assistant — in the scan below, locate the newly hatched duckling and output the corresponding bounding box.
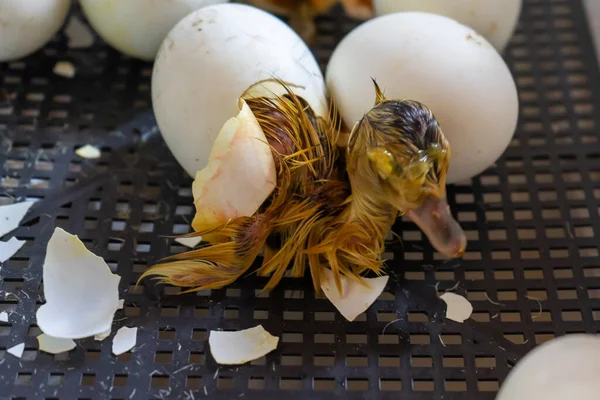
[141,81,466,293]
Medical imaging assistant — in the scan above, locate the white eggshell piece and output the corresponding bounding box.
[152,3,327,176]
[94,328,111,342]
[374,0,522,51]
[0,311,8,322]
[118,299,124,309]
[326,12,519,183]
[64,15,95,49]
[191,100,276,232]
[209,325,279,365]
[320,269,389,322]
[497,334,600,400]
[36,228,121,339]
[0,0,71,62]
[0,201,34,239]
[75,144,101,159]
[79,0,229,60]
[112,327,138,356]
[53,61,76,78]
[440,292,473,323]
[37,334,76,354]
[175,236,203,248]
[7,343,25,358]
[0,237,25,263]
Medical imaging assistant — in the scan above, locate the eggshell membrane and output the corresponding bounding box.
[0,0,71,62]
[497,334,600,400]
[326,12,519,184]
[152,3,327,177]
[209,325,279,365]
[79,0,228,60]
[36,228,120,339]
[374,0,522,51]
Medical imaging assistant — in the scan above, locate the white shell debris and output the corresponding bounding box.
[65,16,95,49]
[209,325,279,365]
[112,326,138,356]
[94,328,111,342]
[53,61,76,78]
[7,343,24,358]
[0,201,34,238]
[118,299,124,309]
[320,269,389,322]
[37,334,76,354]
[175,236,203,248]
[75,144,101,159]
[0,237,25,263]
[440,292,473,323]
[0,311,8,322]
[36,228,121,339]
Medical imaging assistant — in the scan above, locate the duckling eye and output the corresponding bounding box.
[367,147,400,180]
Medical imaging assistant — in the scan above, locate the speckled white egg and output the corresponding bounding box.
[0,0,71,62]
[152,3,327,177]
[374,0,522,52]
[497,334,600,400]
[327,12,519,184]
[79,0,229,61]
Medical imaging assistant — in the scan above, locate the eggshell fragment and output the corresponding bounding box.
[37,334,76,354]
[0,237,25,263]
[118,299,124,309]
[94,328,111,342]
[191,99,276,236]
[7,343,24,358]
[175,236,203,248]
[53,61,76,78]
[209,325,279,365]
[75,144,101,159]
[440,292,473,323]
[36,228,121,339]
[0,311,8,322]
[320,269,389,322]
[0,201,34,238]
[112,327,138,356]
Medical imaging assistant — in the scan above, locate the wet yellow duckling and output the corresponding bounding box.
[141,81,466,293]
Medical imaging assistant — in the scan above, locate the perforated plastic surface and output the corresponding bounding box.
[1,0,599,399]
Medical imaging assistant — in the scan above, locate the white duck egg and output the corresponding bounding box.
[326,12,519,184]
[79,0,229,61]
[374,0,522,52]
[152,3,327,177]
[0,0,71,62]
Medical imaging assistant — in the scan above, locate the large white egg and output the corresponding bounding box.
[0,0,71,62]
[497,334,600,400]
[326,12,519,184]
[152,3,327,177]
[79,0,229,61]
[374,0,522,52]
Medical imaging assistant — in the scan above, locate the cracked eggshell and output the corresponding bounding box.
[191,99,276,234]
[320,269,389,322]
[497,334,600,400]
[209,325,278,365]
[112,326,138,355]
[175,236,203,248]
[36,228,121,339]
[94,328,111,341]
[37,334,76,354]
[0,237,26,263]
[374,0,521,52]
[440,292,472,323]
[152,3,327,177]
[327,12,519,183]
[80,0,228,61]
[7,342,24,358]
[0,201,34,238]
[0,0,71,62]
[0,311,8,322]
[75,144,101,159]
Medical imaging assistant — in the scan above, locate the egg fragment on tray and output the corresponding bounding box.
[79,0,229,61]
[152,3,327,177]
[374,0,522,52]
[36,228,121,339]
[0,201,34,238]
[209,325,279,365]
[0,0,71,62]
[326,12,519,184]
[37,334,76,354]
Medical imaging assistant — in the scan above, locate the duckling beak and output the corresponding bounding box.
[405,196,466,258]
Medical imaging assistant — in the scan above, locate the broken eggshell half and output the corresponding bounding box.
[36,228,121,339]
[209,325,279,365]
[191,98,276,241]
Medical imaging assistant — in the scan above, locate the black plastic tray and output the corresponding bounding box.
[1,0,599,399]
